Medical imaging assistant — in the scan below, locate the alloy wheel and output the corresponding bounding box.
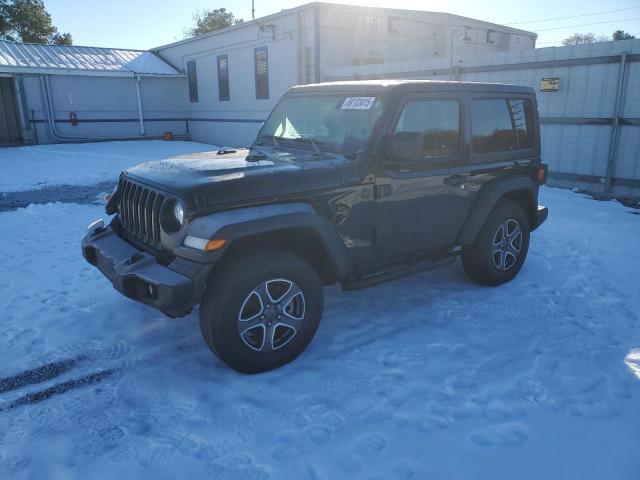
[237,278,306,352]
[491,218,523,271]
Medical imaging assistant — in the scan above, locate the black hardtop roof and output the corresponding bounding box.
[289,79,534,95]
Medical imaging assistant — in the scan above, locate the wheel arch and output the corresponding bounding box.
[186,203,353,285]
[458,176,538,245]
[223,226,345,284]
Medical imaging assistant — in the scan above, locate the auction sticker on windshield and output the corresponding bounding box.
[341,97,376,110]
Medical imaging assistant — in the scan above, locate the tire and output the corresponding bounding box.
[461,199,530,286]
[199,248,323,374]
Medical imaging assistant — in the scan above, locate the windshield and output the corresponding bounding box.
[257,94,385,154]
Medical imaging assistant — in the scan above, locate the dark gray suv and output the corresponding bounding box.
[82,80,548,373]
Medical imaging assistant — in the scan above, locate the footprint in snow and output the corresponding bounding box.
[410,414,449,433]
[469,422,530,447]
[353,432,388,458]
[335,451,362,473]
[368,457,421,480]
[363,404,393,424]
[307,425,332,445]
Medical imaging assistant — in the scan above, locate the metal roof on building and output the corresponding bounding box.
[0,40,180,77]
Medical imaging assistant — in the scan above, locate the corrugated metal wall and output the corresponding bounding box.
[19,74,190,144]
[326,39,640,199]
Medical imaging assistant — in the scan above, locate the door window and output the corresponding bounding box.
[394,100,460,158]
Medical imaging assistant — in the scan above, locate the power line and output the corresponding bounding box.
[534,17,640,32]
[506,6,640,25]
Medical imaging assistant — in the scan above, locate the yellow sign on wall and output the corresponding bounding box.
[541,77,560,92]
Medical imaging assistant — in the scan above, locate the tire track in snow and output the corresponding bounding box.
[0,355,86,394]
[2,369,114,411]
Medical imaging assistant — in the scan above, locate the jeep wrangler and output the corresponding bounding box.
[82,80,548,373]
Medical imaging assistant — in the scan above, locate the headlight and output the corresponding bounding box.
[173,201,184,226]
[161,198,185,233]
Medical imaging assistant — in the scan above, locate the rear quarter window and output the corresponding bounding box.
[471,98,534,154]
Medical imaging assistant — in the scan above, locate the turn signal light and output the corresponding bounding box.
[184,235,227,251]
[205,239,226,251]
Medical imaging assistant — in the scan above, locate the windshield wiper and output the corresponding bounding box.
[293,137,324,156]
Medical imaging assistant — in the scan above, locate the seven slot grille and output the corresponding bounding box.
[118,178,164,248]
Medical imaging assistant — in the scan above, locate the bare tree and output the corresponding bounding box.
[562,32,609,46]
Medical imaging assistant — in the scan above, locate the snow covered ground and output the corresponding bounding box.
[0,141,217,192]
[0,142,639,479]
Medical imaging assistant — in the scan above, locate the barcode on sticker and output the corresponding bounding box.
[341,97,376,110]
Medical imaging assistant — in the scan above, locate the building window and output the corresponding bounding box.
[394,100,460,158]
[463,27,471,41]
[388,16,399,34]
[217,54,230,101]
[187,60,198,103]
[254,47,269,100]
[486,29,495,44]
[471,98,533,153]
[365,15,383,30]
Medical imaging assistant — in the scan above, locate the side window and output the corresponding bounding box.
[471,98,533,153]
[187,60,198,103]
[394,100,460,158]
[217,55,230,101]
[254,47,269,100]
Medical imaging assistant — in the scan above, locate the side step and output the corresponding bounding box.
[341,253,457,292]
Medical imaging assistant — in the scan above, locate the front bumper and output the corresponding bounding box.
[81,223,210,318]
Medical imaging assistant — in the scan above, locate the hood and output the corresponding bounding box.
[123,147,346,211]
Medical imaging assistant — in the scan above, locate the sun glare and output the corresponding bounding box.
[624,349,640,380]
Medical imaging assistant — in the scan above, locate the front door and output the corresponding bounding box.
[374,95,474,255]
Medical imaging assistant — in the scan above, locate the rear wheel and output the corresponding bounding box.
[199,249,323,373]
[461,199,530,285]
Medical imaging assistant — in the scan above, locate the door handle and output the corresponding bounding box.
[443,174,468,187]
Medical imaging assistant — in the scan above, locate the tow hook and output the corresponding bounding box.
[87,219,106,236]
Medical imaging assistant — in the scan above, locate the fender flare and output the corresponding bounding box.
[182,202,353,278]
[457,176,538,245]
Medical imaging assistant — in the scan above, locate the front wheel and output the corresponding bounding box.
[199,249,323,373]
[461,199,530,285]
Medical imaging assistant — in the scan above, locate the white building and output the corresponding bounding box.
[0,2,536,148]
[0,40,189,146]
[153,1,537,146]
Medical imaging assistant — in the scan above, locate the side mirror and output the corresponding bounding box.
[386,132,424,162]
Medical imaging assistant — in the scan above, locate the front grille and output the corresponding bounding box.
[118,178,165,248]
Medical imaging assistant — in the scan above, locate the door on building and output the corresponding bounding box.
[0,77,23,146]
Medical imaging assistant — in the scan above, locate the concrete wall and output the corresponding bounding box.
[18,74,190,144]
[325,39,640,199]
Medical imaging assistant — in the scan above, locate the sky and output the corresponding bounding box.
[44,0,640,50]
